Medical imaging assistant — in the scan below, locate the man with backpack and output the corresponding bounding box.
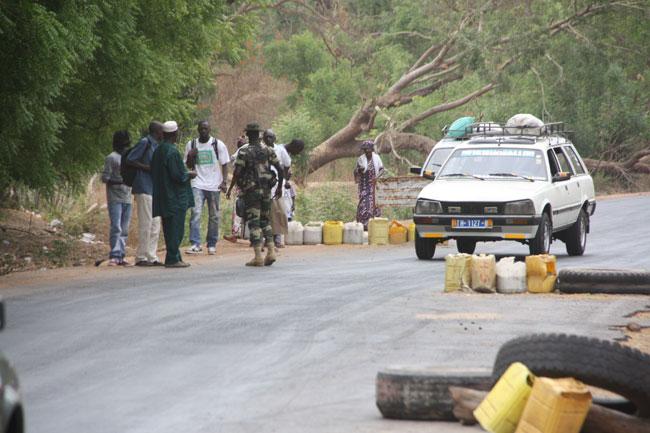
[102,130,133,266]
[226,123,283,267]
[125,121,164,266]
[183,120,231,255]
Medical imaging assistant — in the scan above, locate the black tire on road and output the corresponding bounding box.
[529,213,552,255]
[556,268,650,295]
[492,333,650,417]
[456,238,477,255]
[415,231,436,260]
[376,367,492,420]
[564,209,588,256]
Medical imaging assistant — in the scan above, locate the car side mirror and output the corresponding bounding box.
[409,166,422,175]
[552,172,572,182]
[422,171,436,180]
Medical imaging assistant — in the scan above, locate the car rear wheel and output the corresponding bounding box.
[456,238,476,254]
[564,209,587,256]
[415,231,436,260]
[529,213,552,255]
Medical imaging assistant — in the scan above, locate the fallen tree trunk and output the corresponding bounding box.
[449,386,650,433]
[584,149,650,178]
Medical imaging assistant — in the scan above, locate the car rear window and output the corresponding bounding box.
[565,146,586,175]
[553,147,574,174]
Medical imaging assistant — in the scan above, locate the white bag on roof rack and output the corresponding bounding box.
[505,114,544,136]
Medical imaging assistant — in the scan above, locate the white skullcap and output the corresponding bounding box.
[162,121,178,133]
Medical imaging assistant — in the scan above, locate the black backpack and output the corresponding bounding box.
[187,138,219,169]
[120,138,151,187]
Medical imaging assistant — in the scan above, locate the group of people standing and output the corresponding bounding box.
[101,119,304,268]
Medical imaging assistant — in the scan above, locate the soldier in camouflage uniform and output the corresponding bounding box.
[226,123,284,266]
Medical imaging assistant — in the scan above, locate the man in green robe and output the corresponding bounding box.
[152,120,196,268]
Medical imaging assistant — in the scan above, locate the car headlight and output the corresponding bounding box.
[504,199,535,215]
[415,199,442,215]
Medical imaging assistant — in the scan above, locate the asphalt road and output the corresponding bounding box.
[1,195,649,433]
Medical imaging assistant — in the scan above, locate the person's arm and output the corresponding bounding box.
[227,151,245,199]
[226,166,240,199]
[376,154,385,178]
[103,155,124,186]
[218,141,230,192]
[221,164,229,192]
[167,150,191,184]
[101,156,112,184]
[184,140,196,169]
[126,140,151,171]
[271,162,284,200]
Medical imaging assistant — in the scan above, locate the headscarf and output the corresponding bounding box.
[360,140,374,151]
[357,140,383,174]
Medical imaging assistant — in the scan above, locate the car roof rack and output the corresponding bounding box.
[465,121,571,138]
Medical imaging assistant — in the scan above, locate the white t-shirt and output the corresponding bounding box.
[271,143,292,196]
[184,137,231,191]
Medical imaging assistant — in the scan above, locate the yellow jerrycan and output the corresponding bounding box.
[444,253,472,292]
[526,254,557,293]
[389,220,408,244]
[474,362,535,433]
[323,220,344,245]
[407,222,416,242]
[515,377,591,433]
[471,254,497,293]
[368,217,389,245]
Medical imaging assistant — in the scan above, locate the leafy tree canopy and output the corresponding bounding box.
[0,0,259,192]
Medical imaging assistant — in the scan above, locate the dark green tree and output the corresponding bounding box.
[0,0,259,193]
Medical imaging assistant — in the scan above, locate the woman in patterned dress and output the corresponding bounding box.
[354,140,384,229]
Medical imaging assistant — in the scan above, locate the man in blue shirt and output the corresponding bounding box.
[127,121,164,266]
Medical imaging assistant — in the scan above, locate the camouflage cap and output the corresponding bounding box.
[245,122,262,133]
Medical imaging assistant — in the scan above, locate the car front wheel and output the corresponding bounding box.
[529,213,552,255]
[564,209,588,256]
[415,231,436,260]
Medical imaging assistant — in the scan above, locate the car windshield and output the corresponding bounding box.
[438,147,547,181]
[424,147,453,173]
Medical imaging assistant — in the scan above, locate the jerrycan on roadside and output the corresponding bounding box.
[444,253,472,292]
[343,222,364,244]
[388,220,408,244]
[368,218,389,245]
[496,257,527,294]
[303,221,323,245]
[286,221,304,245]
[515,377,591,433]
[474,362,535,433]
[407,222,416,242]
[323,220,344,245]
[471,254,497,293]
[526,254,557,293]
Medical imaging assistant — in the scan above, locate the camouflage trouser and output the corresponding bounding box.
[242,188,273,246]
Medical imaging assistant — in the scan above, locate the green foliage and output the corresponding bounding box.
[264,31,330,91]
[272,108,324,179]
[1,0,259,192]
[295,183,357,222]
[258,0,650,174]
[302,61,363,136]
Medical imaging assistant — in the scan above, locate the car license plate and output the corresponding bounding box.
[452,218,492,229]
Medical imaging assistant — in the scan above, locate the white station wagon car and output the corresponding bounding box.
[413,122,596,259]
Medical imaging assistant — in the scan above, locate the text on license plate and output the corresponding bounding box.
[452,218,493,229]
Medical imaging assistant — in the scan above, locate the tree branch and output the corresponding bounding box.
[398,82,497,131]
